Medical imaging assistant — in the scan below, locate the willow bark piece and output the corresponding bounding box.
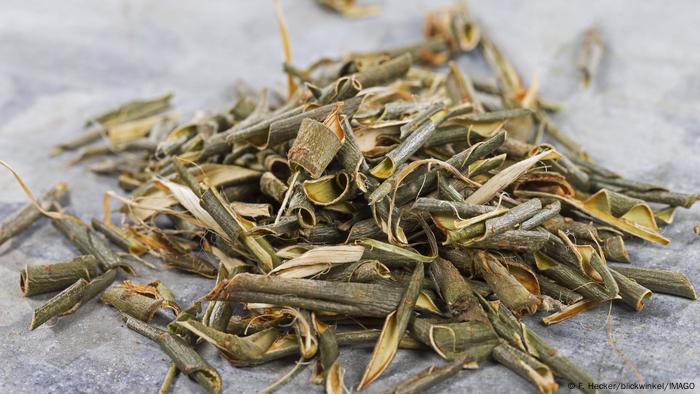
[577,28,604,88]
[391,130,506,205]
[512,171,576,198]
[425,124,471,148]
[370,116,440,179]
[337,116,369,173]
[260,172,289,202]
[610,266,696,300]
[91,93,173,128]
[53,93,171,154]
[91,218,147,255]
[463,230,550,252]
[616,189,699,209]
[0,182,68,246]
[542,216,598,241]
[208,273,403,317]
[163,254,218,278]
[30,278,88,330]
[321,53,413,103]
[51,216,135,275]
[28,268,116,329]
[358,238,435,265]
[288,188,317,229]
[547,154,590,191]
[409,317,498,361]
[52,124,103,155]
[319,260,391,283]
[476,251,540,315]
[226,315,289,336]
[480,198,541,240]
[383,357,466,394]
[204,326,419,366]
[347,218,385,242]
[312,317,342,391]
[303,173,353,206]
[101,283,164,322]
[520,201,561,231]
[400,102,446,138]
[230,202,272,218]
[483,301,596,394]
[200,187,278,272]
[430,257,487,322]
[534,252,611,303]
[223,105,304,146]
[269,245,364,278]
[492,341,558,394]
[413,198,495,216]
[358,262,423,389]
[598,235,629,263]
[288,117,344,179]
[207,278,236,332]
[177,318,281,365]
[159,363,179,394]
[172,159,203,196]
[608,269,651,311]
[537,112,587,158]
[303,224,346,244]
[524,189,669,245]
[123,315,222,394]
[265,96,363,148]
[577,245,618,299]
[466,149,560,205]
[437,173,464,202]
[537,275,583,305]
[20,255,99,297]
[541,299,599,325]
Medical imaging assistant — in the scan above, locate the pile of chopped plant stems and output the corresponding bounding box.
[3,4,698,394]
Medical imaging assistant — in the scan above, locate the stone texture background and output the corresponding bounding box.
[0,0,698,393]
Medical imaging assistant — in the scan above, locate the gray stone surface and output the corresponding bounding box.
[0,0,698,393]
